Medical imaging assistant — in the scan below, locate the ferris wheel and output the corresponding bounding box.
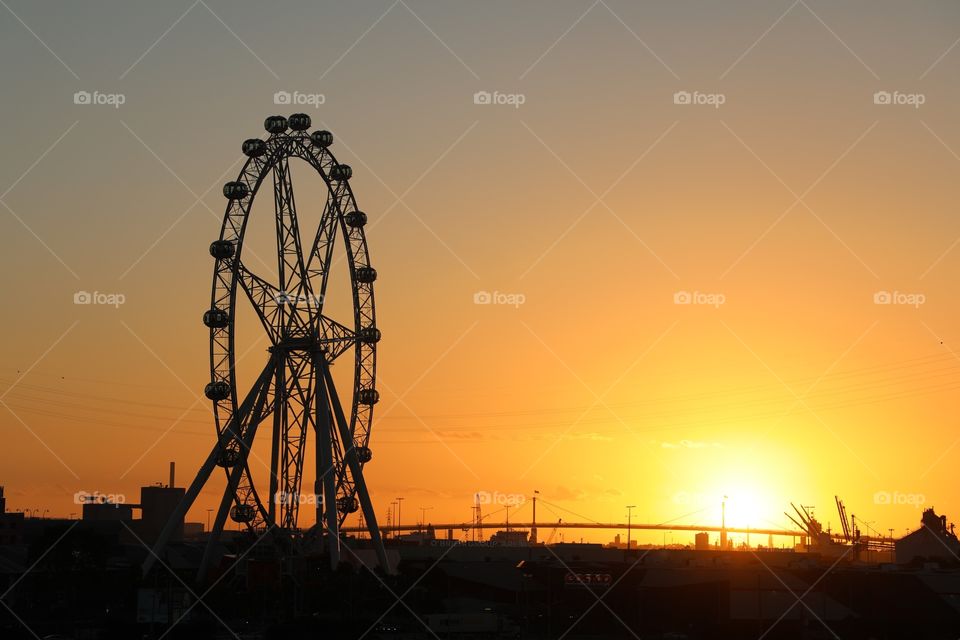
[145,113,387,575]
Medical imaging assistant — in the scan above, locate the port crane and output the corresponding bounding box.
[835,496,860,544]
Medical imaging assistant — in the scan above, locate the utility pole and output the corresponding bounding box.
[473,496,484,542]
[419,506,432,533]
[389,501,396,539]
[721,496,728,549]
[396,497,404,539]
[531,490,539,544]
[626,505,636,551]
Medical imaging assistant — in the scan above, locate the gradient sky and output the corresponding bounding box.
[2,0,960,545]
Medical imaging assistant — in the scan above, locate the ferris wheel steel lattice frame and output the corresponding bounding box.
[143,113,388,578]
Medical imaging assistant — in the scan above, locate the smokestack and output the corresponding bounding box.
[169,462,175,488]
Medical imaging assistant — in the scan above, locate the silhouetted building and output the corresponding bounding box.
[135,484,185,544]
[82,495,133,522]
[398,524,436,543]
[126,463,186,544]
[489,529,528,546]
[0,486,24,545]
[896,507,960,564]
[695,531,710,550]
[82,499,134,522]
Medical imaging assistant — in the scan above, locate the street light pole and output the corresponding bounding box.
[721,495,728,549]
[531,490,540,544]
[419,506,432,533]
[626,505,636,551]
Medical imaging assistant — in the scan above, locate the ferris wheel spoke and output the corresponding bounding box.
[274,155,312,303]
[304,192,339,317]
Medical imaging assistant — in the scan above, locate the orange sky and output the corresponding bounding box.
[2,1,960,545]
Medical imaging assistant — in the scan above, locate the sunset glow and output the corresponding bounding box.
[2,1,959,549]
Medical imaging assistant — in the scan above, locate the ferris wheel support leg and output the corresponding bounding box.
[268,362,284,525]
[141,431,223,576]
[141,359,275,577]
[196,381,273,583]
[320,362,390,573]
[197,477,234,582]
[315,352,341,568]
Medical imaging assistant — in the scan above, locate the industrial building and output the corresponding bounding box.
[0,487,24,546]
[895,508,960,564]
[83,463,188,545]
[695,531,710,551]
